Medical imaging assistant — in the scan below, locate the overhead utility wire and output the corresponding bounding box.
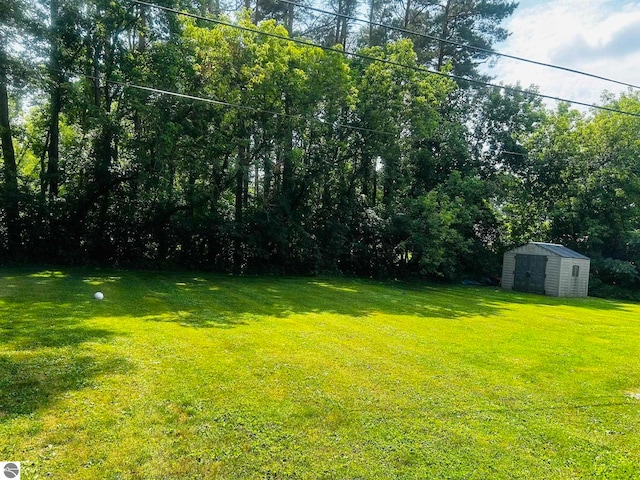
[131,0,640,119]
[66,71,396,137]
[278,0,640,91]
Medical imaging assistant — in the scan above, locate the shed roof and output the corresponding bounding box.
[529,242,590,260]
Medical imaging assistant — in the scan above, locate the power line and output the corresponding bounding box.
[278,0,640,92]
[131,0,640,119]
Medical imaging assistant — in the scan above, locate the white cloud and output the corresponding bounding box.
[484,0,640,110]
[553,20,640,63]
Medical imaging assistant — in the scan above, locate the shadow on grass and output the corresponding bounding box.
[0,268,635,336]
[0,269,134,419]
[126,274,637,330]
[133,275,508,326]
[0,352,132,418]
[1,308,116,350]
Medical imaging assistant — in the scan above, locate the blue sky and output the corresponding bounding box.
[485,0,640,109]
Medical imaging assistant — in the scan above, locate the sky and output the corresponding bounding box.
[484,0,640,110]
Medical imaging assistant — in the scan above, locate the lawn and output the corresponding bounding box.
[1,269,639,479]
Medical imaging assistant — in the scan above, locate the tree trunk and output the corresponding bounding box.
[234,131,249,273]
[90,33,115,260]
[47,83,61,198]
[95,56,113,185]
[335,0,357,47]
[403,0,412,28]
[436,0,451,71]
[137,5,147,51]
[333,3,341,46]
[337,15,348,47]
[0,47,21,252]
[282,99,294,206]
[46,0,61,198]
[245,0,253,23]
[286,0,295,33]
[263,154,273,204]
[368,0,375,46]
[134,7,146,136]
[372,158,378,206]
[382,156,397,205]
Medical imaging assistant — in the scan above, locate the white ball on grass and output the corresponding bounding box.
[94,291,104,300]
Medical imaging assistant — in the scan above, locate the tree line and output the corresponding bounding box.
[1,0,640,295]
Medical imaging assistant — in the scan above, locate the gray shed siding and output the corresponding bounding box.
[501,242,590,297]
[545,255,562,296]
[558,257,590,297]
[501,254,515,290]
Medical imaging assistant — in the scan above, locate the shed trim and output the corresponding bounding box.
[530,242,589,260]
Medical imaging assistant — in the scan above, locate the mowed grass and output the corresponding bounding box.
[1,269,640,479]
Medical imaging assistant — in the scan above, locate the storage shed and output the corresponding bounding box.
[501,242,590,297]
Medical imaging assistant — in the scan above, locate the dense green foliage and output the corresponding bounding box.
[1,0,640,290]
[2,269,640,478]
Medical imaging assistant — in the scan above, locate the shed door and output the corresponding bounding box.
[513,254,547,294]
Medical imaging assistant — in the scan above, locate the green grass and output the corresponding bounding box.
[1,269,640,479]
